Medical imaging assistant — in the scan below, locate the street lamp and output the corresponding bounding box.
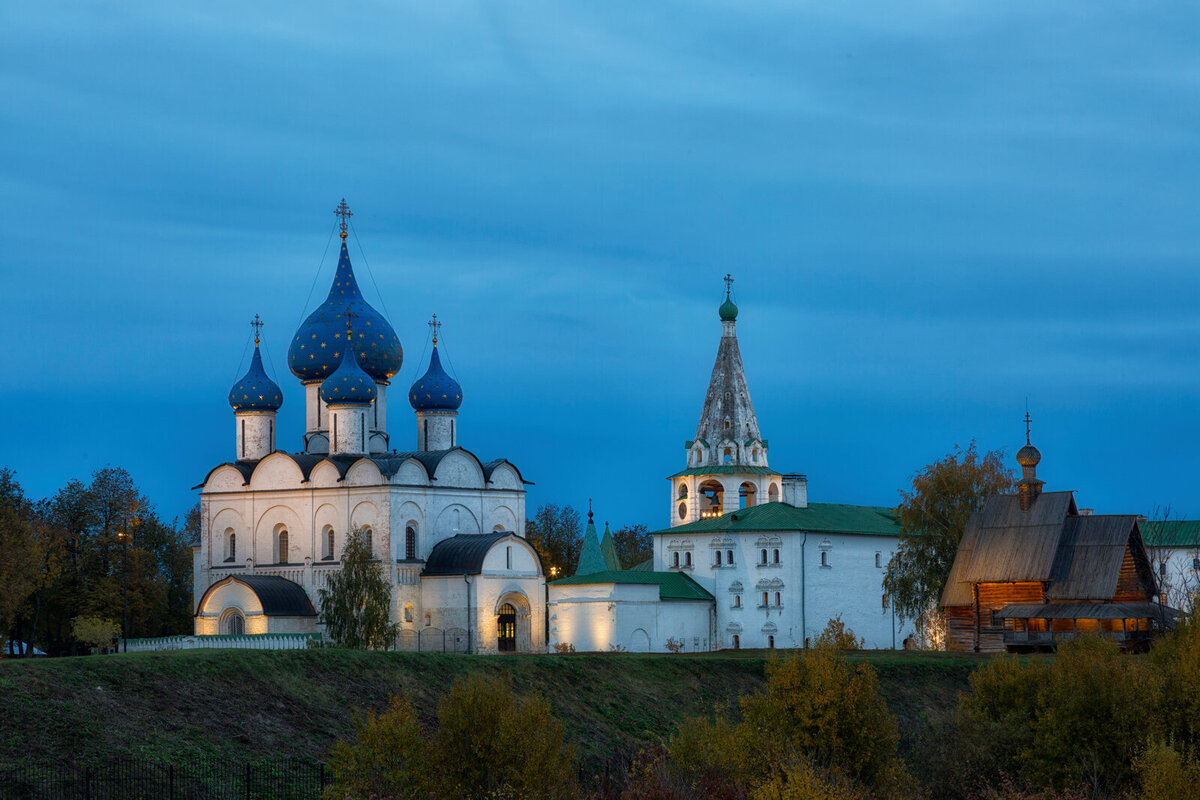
[116,514,138,653]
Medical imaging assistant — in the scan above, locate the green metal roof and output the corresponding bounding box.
[668,465,781,478]
[1141,520,1200,548]
[653,501,901,538]
[599,523,622,571]
[548,570,714,601]
[573,517,607,576]
[628,558,653,572]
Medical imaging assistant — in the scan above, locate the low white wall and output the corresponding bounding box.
[122,633,321,652]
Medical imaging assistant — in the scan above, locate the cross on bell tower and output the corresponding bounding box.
[724,273,734,297]
[334,198,353,241]
[428,313,441,346]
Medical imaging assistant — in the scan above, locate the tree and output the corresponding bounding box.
[612,523,653,568]
[318,527,397,649]
[71,615,119,654]
[525,504,582,578]
[0,470,41,650]
[326,676,577,800]
[883,442,1014,633]
[814,616,863,650]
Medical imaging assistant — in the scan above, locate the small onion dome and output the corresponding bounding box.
[288,242,403,383]
[1016,443,1042,467]
[719,295,738,321]
[409,346,463,411]
[229,346,283,411]
[320,345,377,405]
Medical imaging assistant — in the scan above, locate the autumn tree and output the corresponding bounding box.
[883,442,1014,636]
[318,526,397,649]
[524,504,582,577]
[0,469,40,652]
[612,523,653,568]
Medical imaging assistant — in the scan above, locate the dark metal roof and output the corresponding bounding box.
[197,575,317,617]
[422,532,540,576]
[199,447,530,490]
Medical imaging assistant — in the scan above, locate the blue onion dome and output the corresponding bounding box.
[229,344,283,411]
[320,344,378,405]
[719,295,738,321]
[288,241,403,383]
[409,345,463,411]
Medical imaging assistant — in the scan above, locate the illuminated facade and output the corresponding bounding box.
[193,208,545,653]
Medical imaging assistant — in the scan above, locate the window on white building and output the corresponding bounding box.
[875,552,882,569]
[727,549,734,564]
[225,530,236,563]
[733,634,740,649]
[761,591,769,607]
[768,635,775,649]
[685,551,692,568]
[278,529,289,564]
[772,549,780,565]
[760,549,768,565]
[405,526,417,560]
[774,591,781,607]
[735,595,741,607]
[673,552,680,568]
[715,551,722,567]
[821,550,829,567]
[1160,561,1167,577]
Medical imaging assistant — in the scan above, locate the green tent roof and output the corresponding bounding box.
[573,516,607,577]
[548,570,714,601]
[668,466,780,478]
[600,523,622,571]
[653,501,901,538]
[1141,520,1200,548]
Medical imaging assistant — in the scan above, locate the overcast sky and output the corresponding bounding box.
[3,2,1199,529]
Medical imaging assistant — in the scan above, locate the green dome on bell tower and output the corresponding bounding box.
[719,273,738,320]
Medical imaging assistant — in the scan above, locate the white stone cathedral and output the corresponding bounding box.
[548,281,915,652]
[193,207,545,653]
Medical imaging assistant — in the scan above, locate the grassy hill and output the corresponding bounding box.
[0,648,985,776]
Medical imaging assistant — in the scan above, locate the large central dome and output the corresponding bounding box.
[288,241,403,383]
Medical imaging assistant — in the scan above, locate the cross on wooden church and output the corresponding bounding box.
[724,273,734,296]
[428,313,441,345]
[250,314,263,344]
[334,198,353,240]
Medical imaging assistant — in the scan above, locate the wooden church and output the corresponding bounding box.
[940,425,1171,653]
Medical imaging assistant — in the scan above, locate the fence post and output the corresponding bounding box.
[246,762,251,800]
[169,763,175,800]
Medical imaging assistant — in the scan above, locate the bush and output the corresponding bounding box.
[71,615,119,654]
[552,641,576,654]
[668,647,908,797]
[326,675,577,800]
[813,617,862,651]
[1130,740,1200,800]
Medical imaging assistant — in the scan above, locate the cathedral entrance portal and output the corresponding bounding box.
[497,603,517,652]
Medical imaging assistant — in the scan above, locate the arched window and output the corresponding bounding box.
[678,484,688,500]
[761,592,769,607]
[1160,561,1167,577]
[698,480,723,518]
[875,552,882,569]
[775,591,781,607]
[726,549,734,565]
[735,595,741,607]
[732,634,740,649]
[506,545,512,570]
[325,527,335,561]
[768,483,779,503]
[405,526,417,560]
[760,549,768,565]
[773,548,780,564]
[821,551,829,567]
[739,482,756,510]
[225,530,236,563]
[723,448,732,464]
[715,550,722,567]
[672,552,680,567]
[222,610,245,636]
[404,603,414,623]
[277,529,289,564]
[684,551,692,568]
[768,635,775,649]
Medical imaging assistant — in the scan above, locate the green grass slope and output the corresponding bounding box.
[0,649,985,774]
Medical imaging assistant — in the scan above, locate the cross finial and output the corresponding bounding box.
[428,313,441,346]
[334,198,353,241]
[1024,406,1032,445]
[340,306,359,339]
[588,497,593,521]
[250,314,264,346]
[724,273,734,297]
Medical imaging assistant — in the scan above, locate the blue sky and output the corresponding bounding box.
[3,2,1199,528]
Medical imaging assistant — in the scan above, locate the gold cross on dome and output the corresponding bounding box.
[250,314,264,345]
[334,198,353,240]
[428,313,441,345]
[724,273,734,297]
[340,307,359,340]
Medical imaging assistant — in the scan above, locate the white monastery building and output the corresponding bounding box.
[193,204,545,653]
[548,280,914,652]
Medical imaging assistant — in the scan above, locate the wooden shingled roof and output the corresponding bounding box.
[940,491,1157,606]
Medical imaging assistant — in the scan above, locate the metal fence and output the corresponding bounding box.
[0,757,327,800]
[395,626,470,653]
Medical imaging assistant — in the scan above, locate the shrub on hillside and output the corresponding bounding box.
[813,616,862,650]
[1129,740,1200,800]
[71,615,119,654]
[669,647,909,797]
[325,674,577,800]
